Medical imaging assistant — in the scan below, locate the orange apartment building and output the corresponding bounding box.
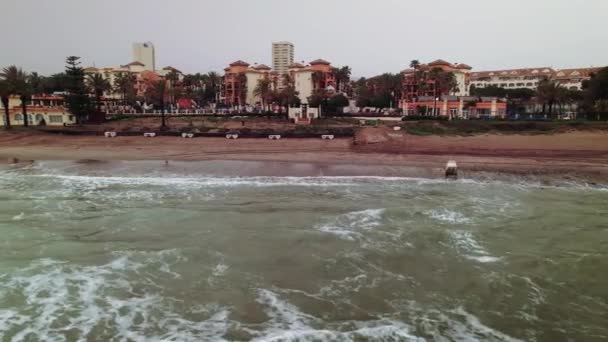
[222,59,336,107]
[401,59,472,102]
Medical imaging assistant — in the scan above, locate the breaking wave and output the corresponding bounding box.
[315,208,385,240]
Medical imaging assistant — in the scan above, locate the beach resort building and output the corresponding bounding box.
[221,58,336,108]
[221,60,279,107]
[401,59,472,102]
[0,94,76,126]
[84,42,183,100]
[470,67,555,91]
[288,59,336,105]
[553,67,603,90]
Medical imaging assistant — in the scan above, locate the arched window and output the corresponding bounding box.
[35,114,43,122]
[15,114,23,121]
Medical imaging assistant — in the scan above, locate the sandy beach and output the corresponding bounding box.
[1,129,607,182]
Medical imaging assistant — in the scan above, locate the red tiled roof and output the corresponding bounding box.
[471,67,554,79]
[288,63,306,68]
[428,59,452,66]
[310,59,331,65]
[554,67,603,80]
[162,66,182,73]
[125,61,145,67]
[229,60,250,67]
[454,63,472,70]
[254,64,272,70]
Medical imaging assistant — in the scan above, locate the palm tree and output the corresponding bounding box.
[0,80,12,129]
[253,78,272,111]
[206,71,221,104]
[113,72,137,103]
[87,73,112,112]
[237,74,248,107]
[332,66,352,94]
[1,66,30,127]
[312,71,325,90]
[279,74,300,108]
[536,78,561,117]
[145,80,168,128]
[28,72,45,94]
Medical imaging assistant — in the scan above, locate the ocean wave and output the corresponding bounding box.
[316,208,385,240]
[427,208,472,224]
[249,289,423,341]
[0,251,233,341]
[449,230,502,263]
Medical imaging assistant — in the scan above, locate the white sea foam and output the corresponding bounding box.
[448,307,524,342]
[250,289,423,341]
[0,251,230,341]
[428,208,471,224]
[316,209,385,240]
[449,230,501,263]
[11,212,25,221]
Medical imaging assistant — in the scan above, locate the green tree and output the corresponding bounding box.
[86,73,111,113]
[253,78,273,111]
[1,66,31,127]
[113,72,137,103]
[536,78,561,117]
[325,94,349,114]
[333,66,351,93]
[42,73,69,93]
[0,80,12,129]
[64,56,92,124]
[145,80,168,128]
[582,67,608,114]
[278,74,300,108]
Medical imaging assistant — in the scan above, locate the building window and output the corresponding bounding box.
[15,114,23,121]
[49,115,63,123]
[526,83,533,86]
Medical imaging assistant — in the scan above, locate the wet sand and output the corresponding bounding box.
[1,130,607,182]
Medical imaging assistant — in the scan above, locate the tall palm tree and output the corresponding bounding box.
[145,80,168,128]
[1,66,30,127]
[333,66,352,93]
[87,73,112,112]
[206,71,221,104]
[113,72,137,103]
[28,72,45,94]
[237,74,248,107]
[312,71,325,90]
[536,78,561,117]
[253,78,272,111]
[0,80,12,129]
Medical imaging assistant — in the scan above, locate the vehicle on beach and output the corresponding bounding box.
[445,160,458,179]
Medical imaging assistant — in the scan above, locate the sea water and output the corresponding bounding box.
[0,161,607,341]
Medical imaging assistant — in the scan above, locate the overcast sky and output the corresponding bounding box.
[2,0,607,77]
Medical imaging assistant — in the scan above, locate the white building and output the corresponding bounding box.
[470,67,554,91]
[272,41,294,76]
[132,42,156,71]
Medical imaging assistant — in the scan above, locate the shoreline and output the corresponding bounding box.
[1,131,607,183]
